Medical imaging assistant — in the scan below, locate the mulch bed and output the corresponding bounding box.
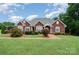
[0,34,59,40]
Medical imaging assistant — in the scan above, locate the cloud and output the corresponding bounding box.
[0,3,22,14]
[44,9,49,13]
[0,4,9,14]
[26,15,38,21]
[45,11,59,18]
[0,3,21,7]
[53,3,68,13]
[47,3,53,6]
[53,3,68,7]
[45,3,68,18]
[9,16,23,22]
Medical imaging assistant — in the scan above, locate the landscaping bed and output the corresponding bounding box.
[0,34,58,40]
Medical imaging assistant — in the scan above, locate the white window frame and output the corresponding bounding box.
[55,26,60,33]
[18,26,23,31]
[25,27,30,31]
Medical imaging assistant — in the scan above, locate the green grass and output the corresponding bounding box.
[0,34,79,55]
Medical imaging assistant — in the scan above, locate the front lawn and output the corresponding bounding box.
[0,34,79,55]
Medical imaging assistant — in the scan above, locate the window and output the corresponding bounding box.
[56,21,59,24]
[36,26,43,32]
[55,26,60,33]
[18,26,23,31]
[25,27,30,31]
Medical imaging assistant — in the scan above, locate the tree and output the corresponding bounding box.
[53,17,58,20]
[0,23,2,29]
[59,3,79,35]
[0,22,15,34]
[2,22,15,27]
[0,23,6,30]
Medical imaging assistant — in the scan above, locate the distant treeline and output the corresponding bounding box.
[0,22,15,29]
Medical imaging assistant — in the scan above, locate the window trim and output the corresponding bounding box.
[55,26,60,33]
[25,27,30,31]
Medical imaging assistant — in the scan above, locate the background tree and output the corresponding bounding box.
[53,17,59,20]
[0,22,15,34]
[2,22,15,27]
[59,3,79,35]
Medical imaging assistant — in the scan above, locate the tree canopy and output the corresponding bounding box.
[59,3,79,35]
[0,22,15,30]
[2,22,15,27]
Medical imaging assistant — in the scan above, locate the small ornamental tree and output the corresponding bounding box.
[10,28,23,37]
[42,28,49,37]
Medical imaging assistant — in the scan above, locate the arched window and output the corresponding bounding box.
[55,26,60,33]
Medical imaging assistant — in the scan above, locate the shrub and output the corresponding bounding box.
[38,32,42,34]
[54,33,65,35]
[1,29,5,34]
[10,28,23,37]
[4,30,9,34]
[33,31,39,35]
[25,31,39,35]
[42,28,49,37]
[1,29,9,34]
[25,31,31,35]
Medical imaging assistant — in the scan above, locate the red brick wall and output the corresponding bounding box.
[52,20,65,33]
[35,22,44,31]
[17,20,30,31]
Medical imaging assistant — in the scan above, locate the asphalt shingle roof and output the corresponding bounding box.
[28,18,55,26]
[17,18,66,27]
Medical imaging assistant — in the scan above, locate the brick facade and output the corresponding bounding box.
[17,19,66,34]
[52,20,65,33]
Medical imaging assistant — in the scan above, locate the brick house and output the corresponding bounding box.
[17,18,66,34]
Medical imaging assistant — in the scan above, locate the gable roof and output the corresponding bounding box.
[35,21,44,26]
[17,19,30,26]
[52,19,67,27]
[17,18,66,27]
[28,18,54,26]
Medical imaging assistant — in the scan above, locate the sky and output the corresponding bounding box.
[0,3,68,23]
